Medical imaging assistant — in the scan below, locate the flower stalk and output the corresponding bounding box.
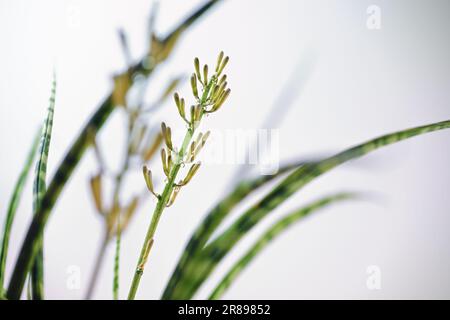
[127,52,231,299]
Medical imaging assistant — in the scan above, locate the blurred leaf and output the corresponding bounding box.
[166,120,450,299]
[162,161,311,298]
[208,192,356,299]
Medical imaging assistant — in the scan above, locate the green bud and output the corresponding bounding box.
[191,73,199,98]
[216,51,224,73]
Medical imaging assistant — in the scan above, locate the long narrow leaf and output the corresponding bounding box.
[0,129,41,290]
[162,161,312,299]
[6,0,222,299]
[30,76,57,300]
[208,192,356,299]
[169,120,450,299]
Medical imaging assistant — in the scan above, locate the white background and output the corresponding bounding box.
[0,0,449,299]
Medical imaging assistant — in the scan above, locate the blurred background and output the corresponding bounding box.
[0,0,449,299]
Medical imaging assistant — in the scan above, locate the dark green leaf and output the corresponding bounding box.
[208,192,356,299]
[30,76,56,300]
[168,120,450,299]
[162,161,310,299]
[0,129,40,289]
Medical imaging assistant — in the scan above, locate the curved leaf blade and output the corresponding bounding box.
[162,161,311,299]
[30,75,57,300]
[0,129,41,289]
[169,120,450,299]
[208,192,356,299]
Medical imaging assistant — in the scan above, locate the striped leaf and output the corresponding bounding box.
[162,161,311,299]
[6,0,223,299]
[0,129,41,290]
[30,75,57,300]
[167,120,450,299]
[208,192,356,299]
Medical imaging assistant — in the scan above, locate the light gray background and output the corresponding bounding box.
[0,0,449,299]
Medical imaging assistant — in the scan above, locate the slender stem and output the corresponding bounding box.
[86,110,135,300]
[85,139,129,300]
[113,217,121,300]
[208,193,354,299]
[127,69,217,299]
[127,128,194,300]
[84,233,108,299]
[111,117,133,300]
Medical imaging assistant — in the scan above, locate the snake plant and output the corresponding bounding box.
[1,0,449,300]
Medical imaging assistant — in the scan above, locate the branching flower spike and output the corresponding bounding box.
[128,52,231,300]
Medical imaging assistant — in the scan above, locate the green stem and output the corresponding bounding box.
[112,118,133,300]
[127,128,194,300]
[127,67,217,299]
[113,217,120,300]
[84,233,108,299]
[111,174,123,301]
[171,120,450,299]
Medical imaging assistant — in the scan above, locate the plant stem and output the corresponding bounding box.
[111,117,133,300]
[127,128,194,300]
[208,193,355,299]
[127,66,219,299]
[113,218,121,300]
[84,233,108,299]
